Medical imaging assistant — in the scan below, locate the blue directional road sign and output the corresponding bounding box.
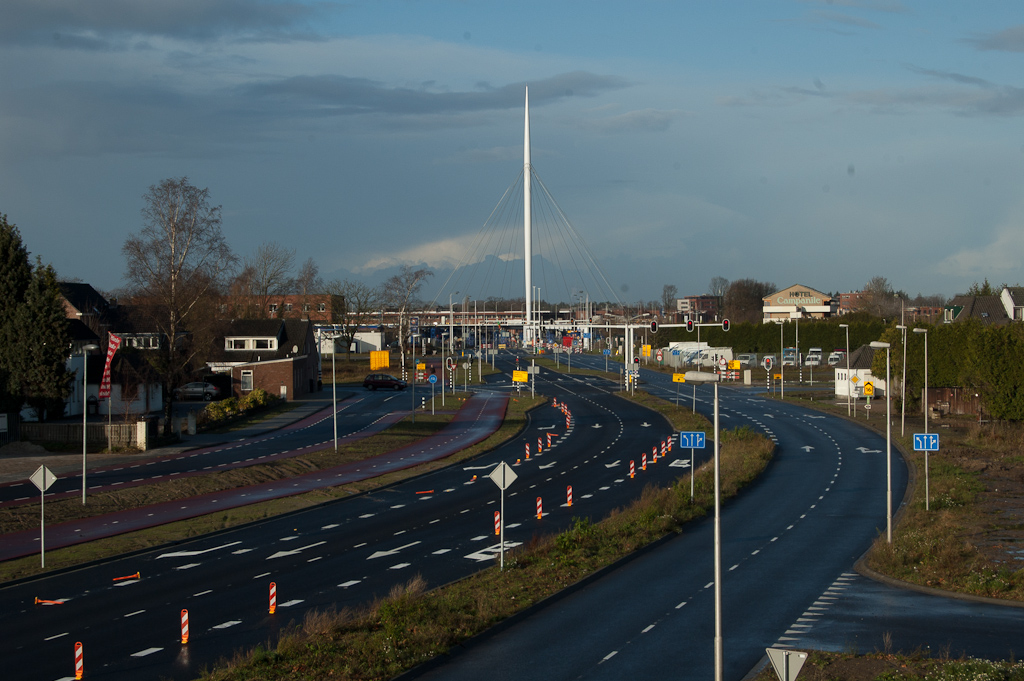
[428,374,438,384]
[913,433,939,451]
[603,348,611,355]
[679,431,706,449]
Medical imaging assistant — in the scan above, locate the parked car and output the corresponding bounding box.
[173,381,222,401]
[363,373,408,390]
[736,353,758,368]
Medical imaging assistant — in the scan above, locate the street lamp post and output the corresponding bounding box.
[683,370,723,681]
[449,291,459,397]
[914,327,930,511]
[839,324,850,416]
[81,343,99,504]
[870,340,893,543]
[896,325,907,437]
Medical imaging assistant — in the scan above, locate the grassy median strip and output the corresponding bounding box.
[747,648,1024,681]
[0,394,543,582]
[197,400,774,681]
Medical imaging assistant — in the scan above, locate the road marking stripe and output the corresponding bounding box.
[131,648,163,657]
[213,620,242,629]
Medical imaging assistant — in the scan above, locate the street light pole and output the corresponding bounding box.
[914,327,930,511]
[81,343,99,504]
[871,340,893,543]
[896,324,907,437]
[332,341,339,450]
[840,323,850,416]
[449,291,458,397]
[684,370,723,681]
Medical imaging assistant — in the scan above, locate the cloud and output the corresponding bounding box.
[242,71,630,117]
[581,109,686,134]
[0,0,328,47]
[802,0,907,11]
[810,10,882,30]
[966,25,1024,53]
[357,236,475,273]
[905,65,994,89]
[937,222,1024,278]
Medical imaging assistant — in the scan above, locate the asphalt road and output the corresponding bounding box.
[4,354,691,681]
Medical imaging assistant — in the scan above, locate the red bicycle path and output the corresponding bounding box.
[0,394,402,509]
[0,392,508,563]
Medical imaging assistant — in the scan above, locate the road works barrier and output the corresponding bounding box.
[181,609,189,644]
[567,485,573,507]
[269,582,277,614]
[74,641,83,680]
[494,511,500,535]
[630,460,635,478]
[536,497,542,519]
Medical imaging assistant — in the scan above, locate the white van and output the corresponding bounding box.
[805,347,823,366]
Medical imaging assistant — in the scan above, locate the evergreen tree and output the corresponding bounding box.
[9,260,74,420]
[0,215,33,412]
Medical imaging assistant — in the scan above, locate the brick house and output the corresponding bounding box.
[206,319,321,400]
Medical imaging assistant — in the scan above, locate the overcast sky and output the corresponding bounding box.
[3,0,1023,305]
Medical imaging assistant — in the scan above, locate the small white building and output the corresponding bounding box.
[833,345,887,400]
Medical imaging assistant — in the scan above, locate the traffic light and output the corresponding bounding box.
[722,319,730,332]
[650,320,658,333]
[686,319,694,332]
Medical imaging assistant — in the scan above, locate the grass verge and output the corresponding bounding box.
[196,413,774,680]
[747,649,1024,681]
[0,393,544,583]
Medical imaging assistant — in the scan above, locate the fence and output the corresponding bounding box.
[20,422,148,450]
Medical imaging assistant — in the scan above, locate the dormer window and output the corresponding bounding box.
[226,337,277,351]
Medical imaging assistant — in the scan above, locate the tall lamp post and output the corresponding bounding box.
[896,324,907,436]
[81,343,99,504]
[839,323,851,416]
[449,291,459,397]
[870,340,893,543]
[684,370,723,681]
[914,327,930,511]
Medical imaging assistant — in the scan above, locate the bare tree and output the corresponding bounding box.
[122,177,236,433]
[238,242,295,318]
[295,257,322,319]
[708,276,729,299]
[723,278,776,324]
[326,278,381,360]
[660,284,678,314]
[862,276,901,318]
[382,266,433,367]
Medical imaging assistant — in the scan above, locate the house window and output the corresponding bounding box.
[241,370,253,392]
[318,303,326,313]
[255,339,271,349]
[228,339,248,350]
[284,303,292,312]
[269,303,278,313]
[302,304,311,312]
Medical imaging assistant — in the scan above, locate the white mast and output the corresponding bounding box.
[524,87,533,345]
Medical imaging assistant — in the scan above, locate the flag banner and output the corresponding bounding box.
[98,333,122,399]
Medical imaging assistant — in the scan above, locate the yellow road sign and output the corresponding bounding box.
[370,350,390,370]
[642,344,652,357]
[672,373,685,383]
[512,370,529,383]
[863,381,874,396]
[416,363,426,371]
[851,375,860,384]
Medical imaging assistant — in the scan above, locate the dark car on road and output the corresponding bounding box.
[173,381,222,401]
[363,373,407,390]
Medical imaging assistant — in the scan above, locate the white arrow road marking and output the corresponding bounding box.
[763,414,775,419]
[856,447,882,453]
[465,541,523,562]
[131,648,163,658]
[538,463,556,469]
[801,446,815,452]
[538,425,556,430]
[605,460,621,468]
[367,541,421,560]
[158,541,242,559]
[640,422,652,427]
[267,541,327,560]
[669,460,691,468]
[806,415,825,419]
[591,424,603,429]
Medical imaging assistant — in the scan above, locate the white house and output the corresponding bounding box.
[833,345,887,402]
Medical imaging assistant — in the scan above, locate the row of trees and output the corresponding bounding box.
[0,215,73,420]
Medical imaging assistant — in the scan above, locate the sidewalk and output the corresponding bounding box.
[0,392,508,562]
[0,393,342,485]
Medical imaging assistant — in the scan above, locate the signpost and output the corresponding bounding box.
[672,372,685,405]
[488,462,518,569]
[30,465,57,567]
[428,373,437,414]
[679,431,706,499]
[766,648,807,681]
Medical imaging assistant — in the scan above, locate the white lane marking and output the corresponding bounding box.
[433,549,451,555]
[675,601,687,609]
[367,541,421,560]
[338,580,361,588]
[601,651,619,662]
[278,599,304,608]
[131,648,164,658]
[322,524,339,530]
[704,582,714,589]
[359,514,375,519]
[267,540,328,560]
[281,536,299,542]
[158,541,242,559]
[232,548,254,554]
[175,563,200,570]
[193,590,213,597]
[212,620,242,629]
[642,624,655,633]
[45,632,69,641]
[253,572,271,579]
[389,563,411,570]
[751,549,760,555]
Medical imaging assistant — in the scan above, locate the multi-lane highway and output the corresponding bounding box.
[5,354,688,680]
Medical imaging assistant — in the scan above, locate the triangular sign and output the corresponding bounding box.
[766,648,807,681]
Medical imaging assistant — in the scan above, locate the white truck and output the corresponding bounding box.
[699,347,734,368]
[804,347,823,366]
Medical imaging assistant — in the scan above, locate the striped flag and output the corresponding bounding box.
[98,333,122,399]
